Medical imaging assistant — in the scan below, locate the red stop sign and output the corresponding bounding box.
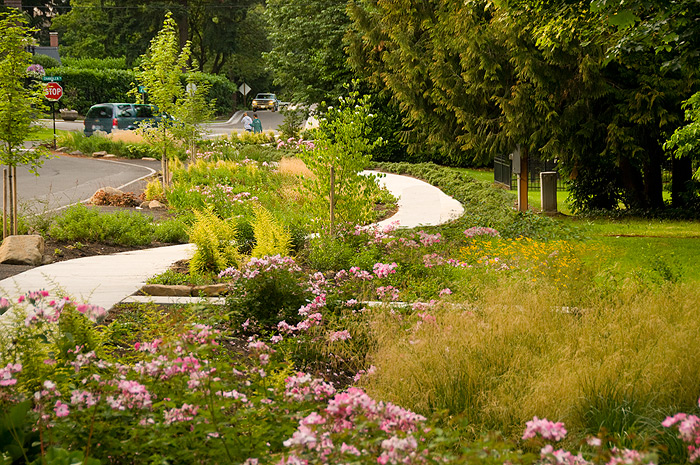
[43,82,63,101]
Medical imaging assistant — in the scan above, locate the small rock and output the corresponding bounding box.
[192,284,229,297]
[92,151,108,158]
[148,200,165,209]
[104,154,117,158]
[142,157,157,161]
[0,235,45,266]
[70,150,83,156]
[100,187,124,196]
[139,201,150,209]
[56,146,69,152]
[140,284,193,297]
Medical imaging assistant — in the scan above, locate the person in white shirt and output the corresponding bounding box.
[242,113,253,132]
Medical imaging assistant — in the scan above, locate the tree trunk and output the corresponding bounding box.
[178,1,189,51]
[671,155,693,208]
[618,154,647,208]
[643,144,664,210]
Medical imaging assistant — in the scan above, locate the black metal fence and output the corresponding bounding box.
[493,153,567,191]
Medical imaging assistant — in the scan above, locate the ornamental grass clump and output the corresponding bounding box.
[361,278,700,448]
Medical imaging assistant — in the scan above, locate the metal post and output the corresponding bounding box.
[329,166,335,235]
[540,171,558,213]
[2,168,7,239]
[52,101,57,149]
[518,146,529,212]
[12,166,17,235]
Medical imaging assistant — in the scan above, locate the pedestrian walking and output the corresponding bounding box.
[242,112,253,132]
[252,113,263,133]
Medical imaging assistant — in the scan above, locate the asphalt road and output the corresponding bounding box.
[23,109,288,215]
[40,109,286,137]
[15,154,160,216]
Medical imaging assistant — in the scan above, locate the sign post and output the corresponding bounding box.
[43,81,63,149]
[239,82,251,108]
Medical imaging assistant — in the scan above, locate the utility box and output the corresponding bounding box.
[540,171,558,213]
[511,145,521,174]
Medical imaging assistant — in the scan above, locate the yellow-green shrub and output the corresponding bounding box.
[188,209,240,275]
[251,206,292,258]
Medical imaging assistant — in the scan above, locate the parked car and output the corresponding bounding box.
[251,93,279,112]
[83,103,165,136]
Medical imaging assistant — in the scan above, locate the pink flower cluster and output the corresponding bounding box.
[70,389,100,410]
[220,255,302,280]
[181,324,220,345]
[376,285,400,301]
[663,407,700,462]
[276,137,315,151]
[373,262,398,278]
[106,380,152,410]
[464,226,500,238]
[0,363,22,387]
[284,373,336,403]
[188,185,257,204]
[76,303,107,323]
[0,297,10,314]
[417,231,442,246]
[422,253,469,269]
[283,387,430,464]
[328,330,351,342]
[522,416,568,441]
[164,403,199,425]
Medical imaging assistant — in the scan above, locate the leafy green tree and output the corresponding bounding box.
[298,85,384,230]
[52,0,263,78]
[264,0,353,103]
[133,12,208,187]
[0,11,48,235]
[50,0,115,59]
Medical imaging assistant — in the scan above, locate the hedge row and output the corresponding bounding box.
[44,67,236,116]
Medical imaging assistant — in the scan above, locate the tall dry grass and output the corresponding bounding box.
[362,277,700,443]
[107,130,147,144]
[279,157,313,178]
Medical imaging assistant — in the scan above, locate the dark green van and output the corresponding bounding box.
[83,103,162,136]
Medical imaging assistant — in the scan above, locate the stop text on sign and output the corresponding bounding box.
[44,82,63,101]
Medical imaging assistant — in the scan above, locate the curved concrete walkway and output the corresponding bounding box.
[0,172,463,313]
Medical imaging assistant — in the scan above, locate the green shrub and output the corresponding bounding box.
[221,255,310,331]
[61,56,128,70]
[146,269,215,286]
[278,107,308,139]
[57,132,160,159]
[153,215,191,244]
[31,54,60,69]
[48,204,155,246]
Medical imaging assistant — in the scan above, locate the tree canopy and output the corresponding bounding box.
[347,0,700,211]
[264,0,354,103]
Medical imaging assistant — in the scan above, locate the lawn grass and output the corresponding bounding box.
[29,127,70,144]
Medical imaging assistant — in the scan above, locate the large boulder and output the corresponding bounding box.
[0,235,45,266]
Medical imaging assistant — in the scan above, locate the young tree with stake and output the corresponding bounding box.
[0,11,48,237]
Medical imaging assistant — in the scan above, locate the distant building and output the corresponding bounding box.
[7,0,62,65]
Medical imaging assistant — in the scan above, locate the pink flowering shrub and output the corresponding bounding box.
[281,387,439,464]
[463,227,501,238]
[663,400,700,462]
[221,255,312,330]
